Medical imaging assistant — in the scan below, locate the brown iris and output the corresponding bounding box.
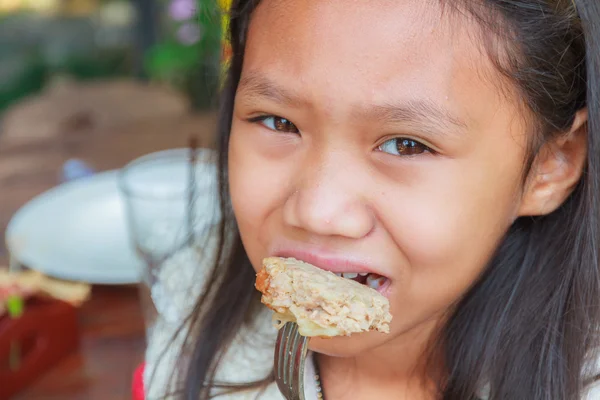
[395,138,427,155]
[273,117,298,133]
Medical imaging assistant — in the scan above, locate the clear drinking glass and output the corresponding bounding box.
[119,148,219,337]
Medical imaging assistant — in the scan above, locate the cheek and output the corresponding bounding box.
[380,157,522,310]
[228,122,293,270]
[229,129,265,259]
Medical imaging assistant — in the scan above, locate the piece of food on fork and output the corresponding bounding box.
[255,257,392,337]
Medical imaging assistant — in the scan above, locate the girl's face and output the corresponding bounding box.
[229,0,532,356]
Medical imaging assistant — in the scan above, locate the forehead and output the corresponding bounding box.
[242,0,517,131]
[248,1,453,70]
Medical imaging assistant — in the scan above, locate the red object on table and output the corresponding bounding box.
[0,298,79,399]
[132,362,146,400]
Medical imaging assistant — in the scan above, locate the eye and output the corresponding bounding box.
[378,138,430,156]
[251,115,299,134]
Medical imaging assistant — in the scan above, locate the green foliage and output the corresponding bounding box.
[143,0,222,110]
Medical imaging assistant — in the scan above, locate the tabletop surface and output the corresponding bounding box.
[1,95,216,399]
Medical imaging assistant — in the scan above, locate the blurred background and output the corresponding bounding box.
[0,0,227,111]
[0,0,230,398]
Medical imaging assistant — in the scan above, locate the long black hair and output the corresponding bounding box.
[167,1,600,399]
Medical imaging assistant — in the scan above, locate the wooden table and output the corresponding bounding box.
[0,111,216,399]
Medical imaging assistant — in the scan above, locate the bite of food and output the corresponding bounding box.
[255,257,392,337]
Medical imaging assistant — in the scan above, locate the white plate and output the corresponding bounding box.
[6,171,143,284]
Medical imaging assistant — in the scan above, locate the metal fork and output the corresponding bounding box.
[274,322,309,400]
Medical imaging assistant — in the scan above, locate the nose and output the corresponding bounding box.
[282,154,375,239]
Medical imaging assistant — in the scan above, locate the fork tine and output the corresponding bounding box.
[287,323,299,388]
[283,323,294,386]
[275,323,287,384]
[275,322,293,397]
[291,324,308,398]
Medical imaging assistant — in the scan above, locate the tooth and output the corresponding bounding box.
[335,273,343,277]
[358,272,368,276]
[366,274,386,290]
[342,272,358,279]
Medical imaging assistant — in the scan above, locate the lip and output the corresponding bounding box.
[270,245,387,278]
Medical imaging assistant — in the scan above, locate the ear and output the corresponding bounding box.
[518,108,588,217]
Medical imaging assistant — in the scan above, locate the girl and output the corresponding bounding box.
[145,0,600,399]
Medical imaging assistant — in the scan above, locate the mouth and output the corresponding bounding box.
[333,272,388,291]
[271,247,391,293]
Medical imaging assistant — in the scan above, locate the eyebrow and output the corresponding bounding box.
[367,100,468,136]
[237,71,468,135]
[238,71,306,106]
